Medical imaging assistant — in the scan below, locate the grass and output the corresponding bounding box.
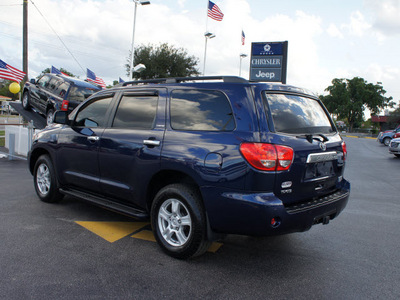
[0,130,4,147]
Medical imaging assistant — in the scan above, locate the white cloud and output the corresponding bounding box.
[327,24,344,38]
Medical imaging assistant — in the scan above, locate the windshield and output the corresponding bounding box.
[68,86,99,102]
[264,93,335,134]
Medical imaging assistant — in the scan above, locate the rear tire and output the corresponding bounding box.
[33,155,63,203]
[151,184,211,259]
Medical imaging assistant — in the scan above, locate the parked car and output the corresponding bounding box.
[27,76,350,259]
[389,137,400,157]
[393,132,400,139]
[22,73,101,125]
[377,127,400,146]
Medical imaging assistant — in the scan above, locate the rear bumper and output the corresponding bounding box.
[202,180,350,237]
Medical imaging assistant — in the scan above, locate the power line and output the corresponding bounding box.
[28,0,85,74]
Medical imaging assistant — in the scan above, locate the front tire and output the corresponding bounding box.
[151,184,211,259]
[383,137,391,146]
[22,92,31,110]
[46,108,55,125]
[33,155,63,203]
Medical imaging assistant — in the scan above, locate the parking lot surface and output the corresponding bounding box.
[0,137,399,299]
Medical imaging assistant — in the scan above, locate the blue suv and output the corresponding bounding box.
[28,76,350,258]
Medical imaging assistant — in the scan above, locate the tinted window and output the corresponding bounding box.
[37,75,51,88]
[112,95,158,129]
[74,96,112,128]
[55,82,70,98]
[170,89,235,131]
[68,86,99,102]
[264,93,334,134]
[48,77,61,91]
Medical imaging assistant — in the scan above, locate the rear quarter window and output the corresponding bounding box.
[170,89,235,131]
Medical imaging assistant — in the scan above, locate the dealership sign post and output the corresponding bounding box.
[250,41,288,84]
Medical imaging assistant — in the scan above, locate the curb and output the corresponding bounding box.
[341,135,377,140]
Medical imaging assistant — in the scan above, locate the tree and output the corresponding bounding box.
[320,77,395,132]
[39,68,77,78]
[126,43,200,80]
[0,80,19,100]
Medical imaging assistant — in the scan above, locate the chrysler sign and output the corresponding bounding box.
[250,41,288,83]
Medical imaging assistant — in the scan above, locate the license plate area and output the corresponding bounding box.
[304,161,335,181]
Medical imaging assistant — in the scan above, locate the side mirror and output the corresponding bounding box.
[53,110,69,125]
[30,78,36,84]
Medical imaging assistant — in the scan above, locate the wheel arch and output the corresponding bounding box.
[146,170,201,212]
[29,147,52,175]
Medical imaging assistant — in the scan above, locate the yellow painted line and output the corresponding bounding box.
[132,230,223,253]
[75,221,149,243]
[365,137,376,140]
[345,135,359,138]
[76,221,224,253]
[207,242,223,253]
[132,230,156,242]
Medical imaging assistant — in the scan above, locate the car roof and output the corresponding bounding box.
[115,76,316,97]
[47,73,101,89]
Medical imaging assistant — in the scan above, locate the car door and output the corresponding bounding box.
[56,93,114,193]
[30,75,51,112]
[98,89,166,209]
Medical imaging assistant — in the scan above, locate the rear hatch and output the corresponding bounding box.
[261,91,346,207]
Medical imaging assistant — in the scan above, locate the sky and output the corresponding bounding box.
[1,0,400,112]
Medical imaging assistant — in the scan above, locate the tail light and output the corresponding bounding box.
[61,100,69,111]
[341,141,347,161]
[239,143,294,171]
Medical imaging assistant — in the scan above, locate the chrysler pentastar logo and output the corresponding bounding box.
[319,142,327,151]
[264,44,271,52]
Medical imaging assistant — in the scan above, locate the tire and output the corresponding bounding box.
[22,92,31,110]
[383,137,391,146]
[46,108,55,125]
[151,184,211,259]
[33,155,63,203]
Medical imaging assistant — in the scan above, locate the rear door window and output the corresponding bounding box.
[170,89,235,131]
[263,93,334,134]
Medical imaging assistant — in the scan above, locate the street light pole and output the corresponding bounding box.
[239,53,247,77]
[203,32,215,76]
[129,0,150,80]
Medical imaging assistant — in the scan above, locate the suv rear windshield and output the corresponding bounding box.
[68,86,99,102]
[264,93,335,134]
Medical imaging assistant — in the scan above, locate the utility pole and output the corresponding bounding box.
[23,0,28,83]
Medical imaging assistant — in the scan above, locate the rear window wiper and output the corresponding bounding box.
[296,133,329,143]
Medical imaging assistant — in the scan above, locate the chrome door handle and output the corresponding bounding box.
[143,139,160,146]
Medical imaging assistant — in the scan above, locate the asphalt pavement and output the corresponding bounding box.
[0,137,399,299]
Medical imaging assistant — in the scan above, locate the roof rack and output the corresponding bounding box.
[122,76,248,86]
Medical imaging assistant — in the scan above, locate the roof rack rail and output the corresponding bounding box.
[122,76,248,86]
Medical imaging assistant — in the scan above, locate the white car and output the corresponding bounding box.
[388,137,400,157]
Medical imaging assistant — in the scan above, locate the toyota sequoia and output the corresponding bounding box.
[28,76,350,259]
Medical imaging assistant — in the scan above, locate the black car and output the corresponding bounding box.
[28,76,350,259]
[22,73,101,125]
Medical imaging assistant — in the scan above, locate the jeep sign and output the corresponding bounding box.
[250,41,288,83]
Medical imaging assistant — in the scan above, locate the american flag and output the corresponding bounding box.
[208,1,224,21]
[51,66,69,76]
[0,59,26,83]
[241,30,245,45]
[86,68,106,89]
